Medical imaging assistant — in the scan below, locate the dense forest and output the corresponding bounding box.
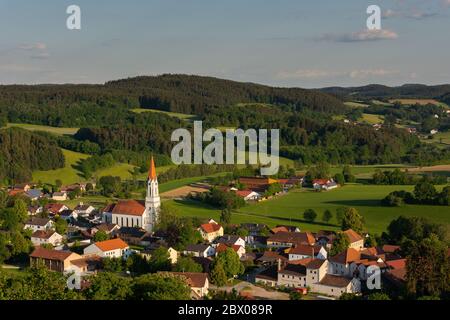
[2,75,450,181]
[0,128,65,183]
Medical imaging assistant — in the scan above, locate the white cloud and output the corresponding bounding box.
[319,29,398,42]
[276,69,341,79]
[349,69,398,79]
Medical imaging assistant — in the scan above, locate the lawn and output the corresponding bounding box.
[6,123,79,136]
[360,113,384,125]
[168,185,450,235]
[33,149,89,185]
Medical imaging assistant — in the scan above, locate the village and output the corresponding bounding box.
[0,157,409,300]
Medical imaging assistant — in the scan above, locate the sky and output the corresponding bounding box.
[0,0,449,88]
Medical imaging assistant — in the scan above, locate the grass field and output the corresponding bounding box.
[131,108,199,121]
[344,101,369,108]
[33,149,89,185]
[167,185,450,235]
[6,123,79,135]
[360,113,384,124]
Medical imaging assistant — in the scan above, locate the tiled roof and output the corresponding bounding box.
[235,190,254,198]
[200,222,222,234]
[45,203,66,213]
[343,229,363,243]
[25,217,50,227]
[306,259,327,269]
[30,247,77,261]
[386,259,407,270]
[31,230,56,239]
[319,274,353,288]
[111,200,146,217]
[289,245,322,256]
[279,263,307,277]
[94,238,129,252]
[268,232,315,246]
[329,248,361,265]
[382,245,401,253]
[162,272,208,288]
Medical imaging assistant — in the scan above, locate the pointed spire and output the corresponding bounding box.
[148,156,157,180]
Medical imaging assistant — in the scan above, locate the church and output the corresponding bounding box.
[102,157,161,233]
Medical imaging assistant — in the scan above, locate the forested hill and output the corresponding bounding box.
[105,74,345,114]
[0,128,65,183]
[0,74,345,121]
[319,84,450,101]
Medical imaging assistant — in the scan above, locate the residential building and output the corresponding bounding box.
[234,190,261,201]
[30,247,83,273]
[267,231,315,248]
[44,203,69,216]
[31,230,63,247]
[184,244,215,258]
[343,229,364,251]
[198,219,224,243]
[24,217,54,232]
[215,243,246,258]
[160,272,209,299]
[288,245,327,261]
[73,203,95,217]
[83,238,130,259]
[329,248,361,276]
[52,191,68,201]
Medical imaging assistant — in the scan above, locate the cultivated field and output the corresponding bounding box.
[130,108,199,121]
[389,99,447,107]
[161,185,210,199]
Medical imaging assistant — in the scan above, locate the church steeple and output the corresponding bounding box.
[144,156,161,233]
[148,156,157,181]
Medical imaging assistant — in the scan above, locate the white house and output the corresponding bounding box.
[313,179,338,191]
[288,245,328,261]
[83,238,130,259]
[73,203,95,217]
[184,244,215,258]
[198,219,224,243]
[60,210,78,222]
[343,229,365,251]
[52,191,68,201]
[329,248,361,276]
[24,217,54,232]
[31,230,63,247]
[216,235,246,248]
[235,190,261,201]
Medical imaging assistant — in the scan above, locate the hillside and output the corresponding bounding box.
[0,128,65,183]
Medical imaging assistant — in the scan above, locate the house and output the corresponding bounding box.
[198,219,224,243]
[215,243,246,258]
[313,179,338,191]
[288,245,327,261]
[160,272,209,299]
[73,203,95,217]
[44,203,69,216]
[240,223,268,237]
[30,247,83,273]
[234,190,261,201]
[24,217,54,232]
[278,177,304,189]
[184,244,215,258]
[60,210,78,222]
[52,191,68,201]
[216,235,246,248]
[277,262,308,288]
[329,248,361,276]
[31,230,63,247]
[315,230,336,249]
[256,251,288,266]
[25,189,43,201]
[13,183,31,192]
[94,223,120,236]
[267,232,315,248]
[83,238,130,259]
[311,274,361,298]
[343,229,364,251]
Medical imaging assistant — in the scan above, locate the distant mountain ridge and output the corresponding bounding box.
[319,83,450,101]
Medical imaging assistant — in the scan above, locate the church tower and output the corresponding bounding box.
[144,156,161,232]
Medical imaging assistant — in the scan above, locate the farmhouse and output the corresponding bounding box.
[160,272,209,299]
[238,177,278,193]
[313,179,338,191]
[234,190,261,201]
[343,229,365,251]
[198,219,224,243]
[288,244,327,261]
[184,244,215,258]
[44,203,69,216]
[30,247,83,273]
[52,191,68,201]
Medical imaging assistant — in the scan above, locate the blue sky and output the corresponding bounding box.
[0,0,449,87]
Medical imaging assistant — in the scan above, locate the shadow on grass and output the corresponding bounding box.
[324,199,382,207]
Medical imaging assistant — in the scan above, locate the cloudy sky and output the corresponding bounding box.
[0,0,449,87]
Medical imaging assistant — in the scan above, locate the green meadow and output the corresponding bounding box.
[166,184,450,235]
[6,123,79,136]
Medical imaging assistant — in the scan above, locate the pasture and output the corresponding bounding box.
[167,184,450,235]
[6,123,79,136]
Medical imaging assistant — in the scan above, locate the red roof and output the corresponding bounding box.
[111,200,146,217]
[235,190,254,198]
[313,179,330,185]
[329,248,361,265]
[343,229,363,243]
[44,203,66,214]
[386,259,407,270]
[200,222,222,234]
[30,247,77,261]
